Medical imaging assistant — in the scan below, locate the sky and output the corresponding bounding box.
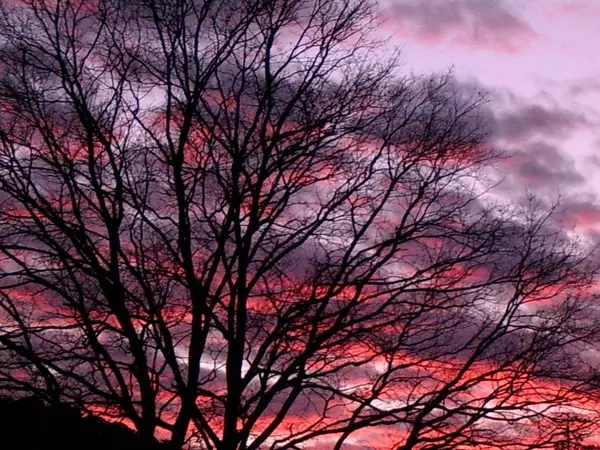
[380,0,600,240]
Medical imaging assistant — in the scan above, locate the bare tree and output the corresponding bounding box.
[0,0,597,449]
[549,410,600,450]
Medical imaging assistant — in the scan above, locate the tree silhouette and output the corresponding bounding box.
[0,0,597,449]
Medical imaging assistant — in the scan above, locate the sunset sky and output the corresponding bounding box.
[3,1,600,448]
[381,0,600,238]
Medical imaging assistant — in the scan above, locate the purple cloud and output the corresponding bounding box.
[389,0,538,52]
[491,104,590,141]
[448,77,590,194]
[450,77,590,142]
[558,199,600,233]
[568,77,600,97]
[507,141,585,188]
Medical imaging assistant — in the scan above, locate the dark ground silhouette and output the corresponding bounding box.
[0,396,169,450]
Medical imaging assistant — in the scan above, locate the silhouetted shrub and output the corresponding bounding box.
[0,397,169,450]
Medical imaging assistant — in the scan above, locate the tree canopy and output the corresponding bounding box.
[0,1,598,449]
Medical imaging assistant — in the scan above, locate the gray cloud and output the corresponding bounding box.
[448,77,591,195]
[559,198,600,228]
[507,141,585,188]
[568,77,600,97]
[492,104,590,141]
[389,0,537,52]
[450,76,591,142]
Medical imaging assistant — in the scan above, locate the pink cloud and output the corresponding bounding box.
[546,0,600,19]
